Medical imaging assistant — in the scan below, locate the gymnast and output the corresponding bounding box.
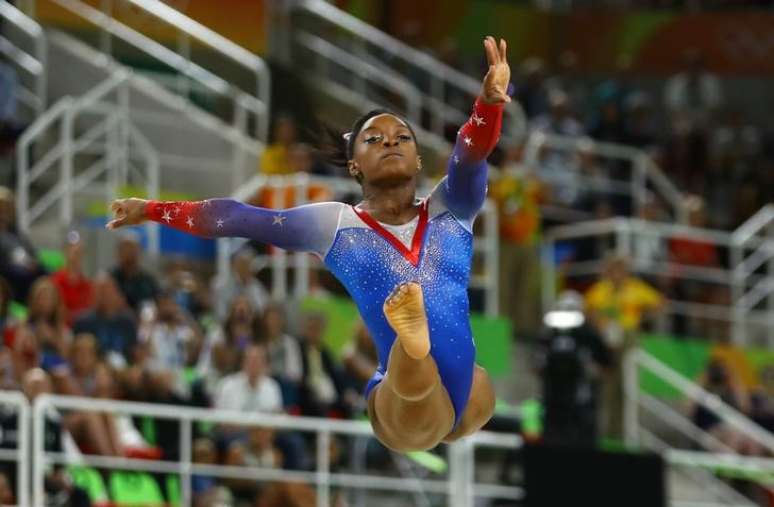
[107,36,511,452]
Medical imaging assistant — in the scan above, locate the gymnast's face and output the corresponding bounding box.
[349,114,420,186]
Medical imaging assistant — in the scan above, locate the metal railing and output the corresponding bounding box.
[524,132,687,223]
[731,204,774,347]
[542,217,774,345]
[26,0,270,142]
[16,71,160,254]
[216,173,501,316]
[292,0,526,144]
[624,349,772,506]
[0,0,46,120]
[0,391,30,507]
[32,394,522,507]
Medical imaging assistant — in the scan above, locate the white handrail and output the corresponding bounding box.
[525,132,686,222]
[295,0,526,141]
[0,391,30,507]
[40,0,270,141]
[0,0,46,117]
[32,394,522,507]
[626,349,774,454]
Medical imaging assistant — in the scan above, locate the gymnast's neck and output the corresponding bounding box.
[360,177,419,226]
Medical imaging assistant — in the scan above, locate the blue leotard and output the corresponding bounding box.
[145,98,503,424]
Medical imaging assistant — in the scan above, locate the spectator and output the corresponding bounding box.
[585,255,663,438]
[514,57,549,119]
[490,147,544,339]
[664,49,723,128]
[535,291,611,447]
[223,427,284,502]
[214,343,282,414]
[260,303,303,407]
[341,321,378,392]
[691,359,760,454]
[546,50,588,122]
[138,290,201,378]
[110,231,158,314]
[191,438,233,507]
[73,273,137,367]
[530,89,585,138]
[26,277,71,372]
[260,115,299,175]
[51,231,94,325]
[212,250,269,320]
[0,323,39,390]
[199,295,261,398]
[0,187,44,302]
[298,312,347,417]
[0,276,12,340]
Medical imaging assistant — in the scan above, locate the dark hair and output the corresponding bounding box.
[317,109,418,182]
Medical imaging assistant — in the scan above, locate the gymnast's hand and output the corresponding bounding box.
[106,198,148,229]
[480,36,511,105]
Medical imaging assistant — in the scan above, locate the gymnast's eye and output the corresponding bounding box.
[364,135,382,144]
[397,134,413,142]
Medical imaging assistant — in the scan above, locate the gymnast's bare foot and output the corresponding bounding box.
[384,282,430,360]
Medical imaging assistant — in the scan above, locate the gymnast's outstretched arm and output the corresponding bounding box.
[107,198,342,257]
[434,38,508,226]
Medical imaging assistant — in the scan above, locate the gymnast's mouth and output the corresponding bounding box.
[381,152,404,160]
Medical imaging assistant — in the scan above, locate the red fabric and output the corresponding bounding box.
[352,200,429,267]
[51,270,94,324]
[669,237,718,267]
[456,98,504,162]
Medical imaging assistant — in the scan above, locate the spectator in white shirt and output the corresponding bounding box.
[215,343,282,414]
[260,303,303,409]
[664,49,723,128]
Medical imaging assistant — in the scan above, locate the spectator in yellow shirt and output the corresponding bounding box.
[585,255,663,439]
[259,116,298,175]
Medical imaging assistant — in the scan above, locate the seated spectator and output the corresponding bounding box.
[0,187,45,302]
[668,196,718,268]
[0,323,40,390]
[199,295,261,398]
[692,359,760,455]
[73,273,137,367]
[51,231,93,325]
[110,231,159,315]
[260,115,298,175]
[298,312,347,418]
[224,426,284,502]
[513,57,549,119]
[212,250,268,320]
[138,289,201,377]
[259,303,303,408]
[214,343,282,415]
[664,48,723,131]
[530,89,585,138]
[68,332,98,391]
[191,438,233,507]
[341,321,378,392]
[0,276,12,341]
[26,277,72,372]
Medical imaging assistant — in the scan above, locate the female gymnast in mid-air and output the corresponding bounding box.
[107,36,511,452]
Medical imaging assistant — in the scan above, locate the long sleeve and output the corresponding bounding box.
[434,98,504,227]
[145,198,342,257]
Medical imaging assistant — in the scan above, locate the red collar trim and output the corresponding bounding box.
[352,200,428,267]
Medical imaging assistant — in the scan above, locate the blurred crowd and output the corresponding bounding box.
[0,187,384,506]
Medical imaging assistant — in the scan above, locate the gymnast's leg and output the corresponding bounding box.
[367,282,456,452]
[442,365,496,443]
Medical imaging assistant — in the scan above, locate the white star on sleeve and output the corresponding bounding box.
[471,112,486,127]
[464,136,473,147]
[272,214,286,226]
[216,218,224,228]
[161,209,172,223]
[186,216,194,228]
